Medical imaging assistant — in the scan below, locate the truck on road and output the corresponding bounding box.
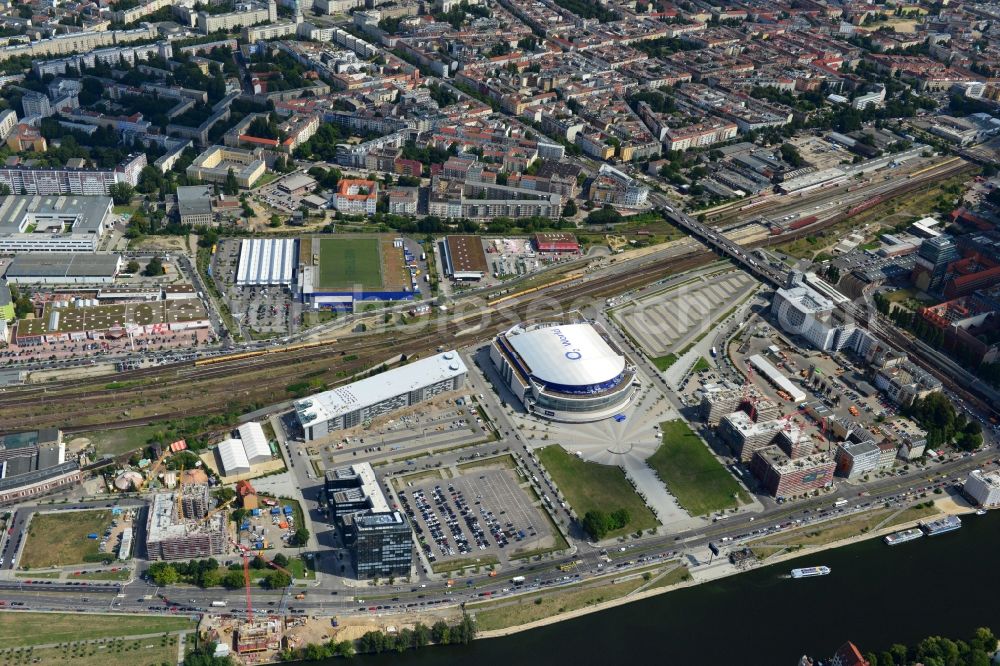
[511,576,526,584]
[211,601,227,607]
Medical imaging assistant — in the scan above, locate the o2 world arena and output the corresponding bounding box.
[490,322,638,422]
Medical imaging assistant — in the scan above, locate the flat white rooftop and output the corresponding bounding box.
[749,354,807,403]
[295,351,467,426]
[237,238,296,286]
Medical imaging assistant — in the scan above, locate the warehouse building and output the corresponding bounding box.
[533,232,579,253]
[237,422,272,464]
[3,253,121,285]
[0,195,113,253]
[236,238,297,286]
[216,438,251,477]
[145,485,227,560]
[0,428,82,505]
[490,322,638,422]
[747,354,807,403]
[294,351,468,441]
[441,235,488,281]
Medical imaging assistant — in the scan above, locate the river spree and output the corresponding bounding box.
[335,511,999,666]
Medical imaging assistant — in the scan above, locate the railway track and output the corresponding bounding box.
[0,157,976,432]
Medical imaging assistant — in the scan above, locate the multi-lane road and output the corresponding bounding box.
[1,434,996,620]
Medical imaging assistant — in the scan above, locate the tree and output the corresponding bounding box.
[584,205,622,226]
[413,622,431,648]
[143,256,165,277]
[183,642,233,666]
[582,510,611,540]
[125,260,140,274]
[430,620,450,645]
[609,508,630,531]
[148,562,179,585]
[450,615,476,644]
[290,526,310,547]
[221,570,246,589]
[562,199,577,217]
[0,183,10,196]
[779,143,806,168]
[223,168,239,196]
[108,182,134,205]
[272,553,289,567]
[261,570,291,589]
[396,628,414,652]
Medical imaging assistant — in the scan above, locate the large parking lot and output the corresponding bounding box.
[211,238,297,336]
[398,466,553,569]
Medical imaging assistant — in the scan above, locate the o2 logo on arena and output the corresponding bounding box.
[553,328,582,360]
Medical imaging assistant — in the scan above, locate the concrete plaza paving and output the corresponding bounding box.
[509,377,705,534]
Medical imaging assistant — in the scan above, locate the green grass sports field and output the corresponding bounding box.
[318,238,383,289]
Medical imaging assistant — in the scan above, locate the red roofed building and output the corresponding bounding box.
[533,232,579,253]
[830,642,869,666]
[943,254,1000,298]
[394,158,422,177]
[235,480,256,497]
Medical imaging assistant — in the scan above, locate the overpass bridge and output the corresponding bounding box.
[658,205,787,287]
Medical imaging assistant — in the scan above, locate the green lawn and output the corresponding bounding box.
[20,511,116,569]
[431,555,500,575]
[78,569,131,581]
[79,425,160,457]
[650,354,678,371]
[646,420,749,516]
[536,446,659,538]
[318,237,383,289]
[0,612,193,647]
[4,638,178,666]
[285,556,316,581]
[691,357,711,373]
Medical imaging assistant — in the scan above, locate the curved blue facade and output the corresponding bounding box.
[534,373,628,396]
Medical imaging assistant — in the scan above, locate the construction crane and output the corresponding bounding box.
[226,536,255,623]
[136,449,171,492]
[175,460,185,517]
[196,495,235,526]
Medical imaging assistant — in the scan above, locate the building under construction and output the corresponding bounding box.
[145,484,227,560]
[235,619,283,654]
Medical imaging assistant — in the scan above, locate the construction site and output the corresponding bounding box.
[144,484,229,560]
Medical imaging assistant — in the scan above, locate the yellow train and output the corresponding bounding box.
[907,156,962,179]
[193,339,339,366]
[487,272,585,307]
